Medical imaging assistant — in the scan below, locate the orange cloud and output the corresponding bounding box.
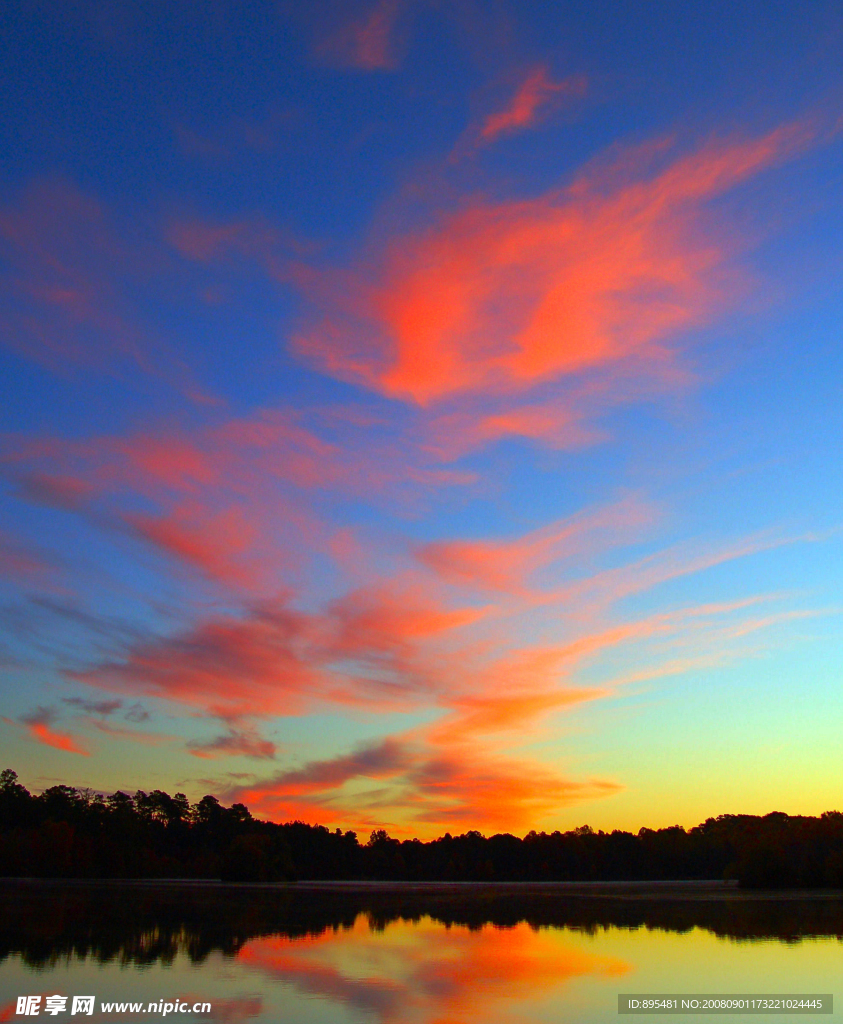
[419,625,668,738]
[391,717,607,830]
[325,582,487,696]
[415,588,804,753]
[5,407,475,593]
[41,439,812,831]
[479,67,587,142]
[4,707,90,756]
[294,121,816,412]
[422,396,607,459]
[26,721,90,755]
[5,405,473,538]
[71,599,323,720]
[229,735,620,835]
[234,738,410,811]
[7,356,823,832]
[426,687,605,746]
[417,495,654,595]
[417,751,619,833]
[69,575,486,728]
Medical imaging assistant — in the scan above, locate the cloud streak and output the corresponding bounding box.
[3,706,90,756]
[0,178,211,401]
[417,495,655,596]
[293,121,817,423]
[479,67,587,142]
[314,0,402,71]
[229,737,621,833]
[1,93,835,836]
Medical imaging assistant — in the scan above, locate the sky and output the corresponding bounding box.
[1,0,842,838]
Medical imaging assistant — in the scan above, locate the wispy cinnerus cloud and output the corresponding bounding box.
[0,178,214,403]
[4,369,832,832]
[226,737,621,834]
[187,724,277,761]
[479,67,587,140]
[451,66,588,159]
[292,121,821,432]
[2,705,89,756]
[1,408,474,596]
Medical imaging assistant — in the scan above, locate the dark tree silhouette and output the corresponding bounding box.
[1,769,841,887]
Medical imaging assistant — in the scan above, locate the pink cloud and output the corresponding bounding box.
[0,529,52,584]
[4,407,461,501]
[17,473,96,510]
[235,738,409,803]
[315,0,402,71]
[124,505,260,587]
[330,585,483,644]
[479,67,587,142]
[422,397,607,459]
[172,105,298,161]
[2,403,481,598]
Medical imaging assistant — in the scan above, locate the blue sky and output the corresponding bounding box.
[1,0,842,834]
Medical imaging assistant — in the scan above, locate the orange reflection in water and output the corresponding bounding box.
[237,915,629,1024]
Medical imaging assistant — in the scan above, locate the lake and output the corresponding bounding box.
[0,881,840,1022]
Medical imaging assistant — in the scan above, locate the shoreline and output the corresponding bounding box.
[3,877,843,901]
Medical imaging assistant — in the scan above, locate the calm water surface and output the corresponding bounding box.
[0,881,840,1023]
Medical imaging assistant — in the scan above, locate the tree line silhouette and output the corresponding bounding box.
[2,769,842,887]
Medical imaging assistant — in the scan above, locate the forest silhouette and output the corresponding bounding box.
[2,769,842,888]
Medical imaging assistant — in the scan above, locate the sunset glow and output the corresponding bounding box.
[1,1,842,838]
